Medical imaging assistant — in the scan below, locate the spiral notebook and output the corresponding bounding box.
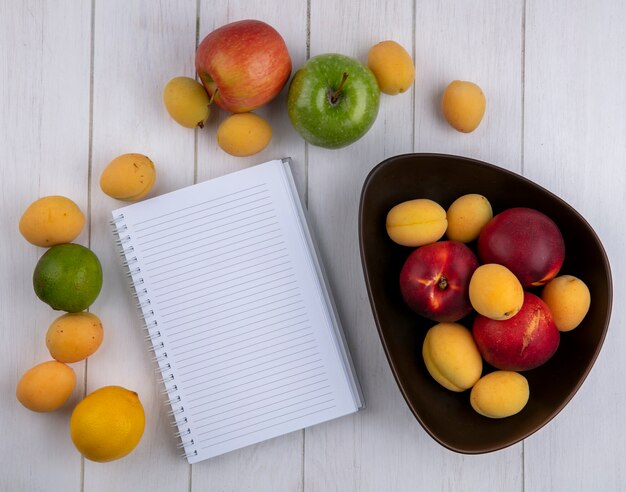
[110,158,363,463]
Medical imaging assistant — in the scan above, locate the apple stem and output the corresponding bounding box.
[437,275,448,290]
[330,72,349,104]
[208,88,219,105]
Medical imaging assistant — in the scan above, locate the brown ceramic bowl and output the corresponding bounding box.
[359,153,612,453]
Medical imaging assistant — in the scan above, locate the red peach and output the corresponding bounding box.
[477,207,565,287]
[472,292,560,371]
[400,241,479,322]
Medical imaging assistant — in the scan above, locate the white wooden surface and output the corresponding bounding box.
[1,1,624,490]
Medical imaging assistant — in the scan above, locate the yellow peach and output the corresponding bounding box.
[442,80,486,133]
[422,322,482,392]
[446,194,493,243]
[367,40,415,95]
[386,199,447,247]
[19,196,85,247]
[469,264,524,320]
[541,275,591,331]
[470,371,529,418]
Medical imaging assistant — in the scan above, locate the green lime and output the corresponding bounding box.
[33,243,103,312]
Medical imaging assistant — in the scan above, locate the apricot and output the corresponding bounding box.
[16,360,76,412]
[469,264,524,320]
[163,76,210,129]
[100,153,156,201]
[46,312,104,363]
[386,199,447,247]
[367,40,415,95]
[470,371,529,418]
[422,322,482,392]
[446,194,492,243]
[541,275,591,332]
[217,113,272,157]
[442,80,486,133]
[19,196,85,247]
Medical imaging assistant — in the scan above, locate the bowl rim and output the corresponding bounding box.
[358,152,613,454]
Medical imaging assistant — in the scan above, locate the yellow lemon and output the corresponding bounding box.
[70,386,145,462]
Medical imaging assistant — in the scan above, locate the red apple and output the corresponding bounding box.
[195,20,292,113]
[473,292,560,371]
[477,207,565,287]
[399,241,479,322]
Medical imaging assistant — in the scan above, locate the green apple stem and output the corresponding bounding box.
[330,72,349,104]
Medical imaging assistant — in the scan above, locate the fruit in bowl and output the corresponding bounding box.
[473,292,560,371]
[478,207,565,287]
[358,153,612,453]
[399,241,478,322]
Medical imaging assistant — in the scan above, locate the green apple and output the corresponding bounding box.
[287,54,380,149]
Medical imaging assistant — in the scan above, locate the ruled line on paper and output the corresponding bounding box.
[182,353,322,393]
[152,249,288,290]
[170,324,311,368]
[169,316,310,358]
[162,291,301,331]
[191,381,332,421]
[176,332,315,377]
[199,403,337,448]
[158,271,295,315]
[165,299,306,341]
[137,209,276,256]
[171,327,310,370]
[180,341,319,394]
[142,222,280,261]
[165,304,307,342]
[137,207,276,253]
[195,391,334,433]
[135,195,273,241]
[177,335,318,386]
[144,232,283,271]
[145,233,284,274]
[188,374,329,412]
[132,184,267,230]
[179,339,317,386]
[152,255,290,296]
[185,363,325,400]
[161,282,299,321]
[147,242,287,281]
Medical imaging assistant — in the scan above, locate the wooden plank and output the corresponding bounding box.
[414,1,524,172]
[86,1,197,490]
[0,1,91,490]
[304,0,418,491]
[190,2,308,490]
[304,1,524,491]
[523,1,626,489]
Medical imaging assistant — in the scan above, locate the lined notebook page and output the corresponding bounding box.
[112,159,360,463]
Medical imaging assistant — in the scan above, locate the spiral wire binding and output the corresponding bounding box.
[110,213,198,461]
